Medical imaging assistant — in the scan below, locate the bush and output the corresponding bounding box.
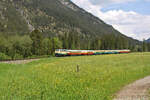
[13,53,23,60]
[0,53,11,60]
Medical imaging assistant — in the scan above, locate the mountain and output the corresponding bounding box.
[0,0,140,48]
[0,0,131,37]
[145,38,150,43]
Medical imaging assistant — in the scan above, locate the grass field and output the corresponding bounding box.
[0,53,150,100]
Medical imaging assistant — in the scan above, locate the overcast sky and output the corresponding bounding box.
[71,0,150,41]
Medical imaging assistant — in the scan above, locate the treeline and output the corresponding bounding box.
[0,30,62,60]
[0,29,150,60]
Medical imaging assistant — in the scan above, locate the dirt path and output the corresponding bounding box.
[0,59,40,64]
[114,76,150,100]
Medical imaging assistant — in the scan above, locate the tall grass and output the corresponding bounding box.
[0,53,150,100]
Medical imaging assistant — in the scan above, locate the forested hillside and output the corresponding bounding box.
[0,0,150,60]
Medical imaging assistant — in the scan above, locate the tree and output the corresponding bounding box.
[42,38,52,55]
[142,39,148,52]
[30,29,43,55]
[21,35,33,58]
[0,35,7,53]
[52,37,62,54]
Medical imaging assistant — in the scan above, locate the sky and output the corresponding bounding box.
[71,0,150,41]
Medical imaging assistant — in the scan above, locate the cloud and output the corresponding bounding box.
[102,10,150,40]
[89,0,137,6]
[71,0,150,40]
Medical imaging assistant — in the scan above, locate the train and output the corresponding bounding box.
[55,49,130,57]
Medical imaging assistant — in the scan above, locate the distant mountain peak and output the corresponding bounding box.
[59,0,79,11]
[145,38,150,43]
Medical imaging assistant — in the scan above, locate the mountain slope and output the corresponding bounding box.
[0,0,131,38]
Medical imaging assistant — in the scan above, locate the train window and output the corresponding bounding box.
[56,49,59,51]
[57,49,67,51]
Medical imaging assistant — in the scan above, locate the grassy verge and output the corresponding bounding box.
[0,53,150,100]
[0,54,51,61]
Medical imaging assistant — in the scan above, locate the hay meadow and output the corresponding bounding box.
[0,53,150,100]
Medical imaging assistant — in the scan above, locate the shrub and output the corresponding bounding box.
[0,53,11,60]
[13,53,23,60]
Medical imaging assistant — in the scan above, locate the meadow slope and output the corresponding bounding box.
[0,53,150,100]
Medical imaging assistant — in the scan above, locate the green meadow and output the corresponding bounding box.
[0,53,150,100]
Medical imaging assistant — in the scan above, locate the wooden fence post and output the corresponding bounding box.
[77,65,79,72]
